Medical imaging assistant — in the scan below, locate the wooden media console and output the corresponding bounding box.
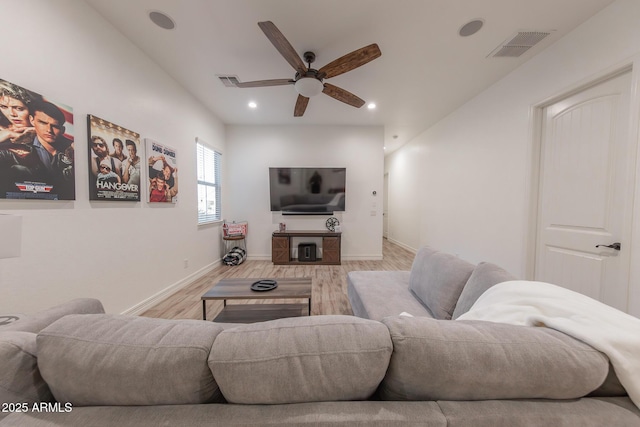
[272,230,342,265]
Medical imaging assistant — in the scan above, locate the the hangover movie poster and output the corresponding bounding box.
[87,114,141,201]
[0,78,75,200]
[146,138,178,203]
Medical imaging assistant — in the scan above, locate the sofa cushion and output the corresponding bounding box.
[1,298,104,333]
[37,314,225,406]
[408,248,474,320]
[347,271,433,320]
[437,398,640,427]
[0,331,53,405]
[589,363,627,397]
[0,401,450,427]
[378,316,608,401]
[452,262,516,319]
[408,246,438,285]
[209,315,393,404]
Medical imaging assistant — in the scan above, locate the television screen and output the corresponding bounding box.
[269,167,346,214]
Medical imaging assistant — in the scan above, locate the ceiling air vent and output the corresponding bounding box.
[216,75,240,87]
[488,31,551,58]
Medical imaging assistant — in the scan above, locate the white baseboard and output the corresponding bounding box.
[248,254,384,261]
[342,255,383,261]
[387,238,417,254]
[121,259,221,315]
[247,255,272,261]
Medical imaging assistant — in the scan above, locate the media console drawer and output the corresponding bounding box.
[272,230,342,265]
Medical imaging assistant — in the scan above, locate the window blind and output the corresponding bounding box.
[196,141,221,224]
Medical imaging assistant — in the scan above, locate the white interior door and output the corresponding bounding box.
[535,71,633,312]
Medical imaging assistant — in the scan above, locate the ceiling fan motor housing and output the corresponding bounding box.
[295,69,321,81]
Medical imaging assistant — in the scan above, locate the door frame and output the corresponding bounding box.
[383,172,389,239]
[525,60,640,315]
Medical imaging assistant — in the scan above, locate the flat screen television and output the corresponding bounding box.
[269,167,346,215]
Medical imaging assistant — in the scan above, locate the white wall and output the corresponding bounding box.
[385,0,640,313]
[0,1,226,314]
[225,125,384,260]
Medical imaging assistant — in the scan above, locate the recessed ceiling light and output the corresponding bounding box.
[459,19,484,37]
[149,11,175,30]
[248,101,257,109]
[367,103,376,110]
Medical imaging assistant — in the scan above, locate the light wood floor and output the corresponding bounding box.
[141,238,414,321]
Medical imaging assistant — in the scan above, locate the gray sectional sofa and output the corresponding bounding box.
[1,246,639,426]
[348,246,516,321]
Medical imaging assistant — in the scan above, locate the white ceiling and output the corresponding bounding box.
[84,0,615,153]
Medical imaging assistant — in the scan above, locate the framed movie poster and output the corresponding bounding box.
[146,138,177,203]
[87,115,141,201]
[0,78,75,200]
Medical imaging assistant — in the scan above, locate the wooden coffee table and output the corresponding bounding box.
[201,277,312,323]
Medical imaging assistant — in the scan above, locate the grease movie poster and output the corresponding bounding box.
[87,115,141,201]
[0,78,75,200]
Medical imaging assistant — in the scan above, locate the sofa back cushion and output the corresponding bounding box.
[452,262,516,319]
[1,298,104,333]
[37,314,225,406]
[209,315,392,404]
[408,248,474,320]
[378,316,608,401]
[0,331,53,405]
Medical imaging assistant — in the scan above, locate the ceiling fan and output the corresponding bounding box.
[234,21,382,117]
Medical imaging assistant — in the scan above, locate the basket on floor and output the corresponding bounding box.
[223,221,248,238]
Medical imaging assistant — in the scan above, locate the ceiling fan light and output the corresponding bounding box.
[294,77,323,97]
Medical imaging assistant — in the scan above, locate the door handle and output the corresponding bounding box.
[595,242,621,251]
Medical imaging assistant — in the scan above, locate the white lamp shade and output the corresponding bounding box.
[0,214,22,259]
[294,77,324,97]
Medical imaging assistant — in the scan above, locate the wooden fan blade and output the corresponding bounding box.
[294,95,309,117]
[258,21,307,74]
[235,79,294,88]
[322,83,365,108]
[318,44,381,79]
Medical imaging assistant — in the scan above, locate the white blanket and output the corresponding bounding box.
[457,280,640,409]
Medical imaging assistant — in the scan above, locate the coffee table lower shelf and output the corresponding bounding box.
[213,303,309,323]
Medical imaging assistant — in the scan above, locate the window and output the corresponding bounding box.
[196,140,221,224]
